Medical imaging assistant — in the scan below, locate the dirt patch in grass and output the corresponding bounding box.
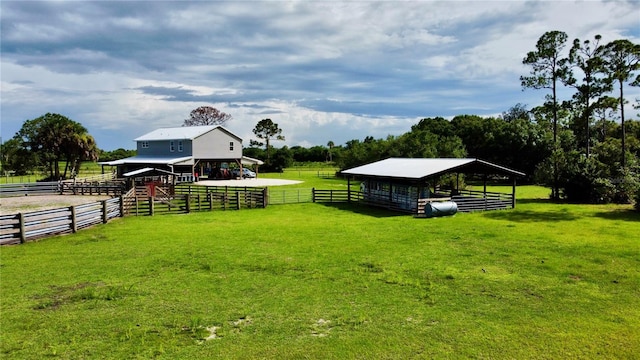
[0,195,112,215]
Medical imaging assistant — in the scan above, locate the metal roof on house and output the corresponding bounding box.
[341,158,525,180]
[134,125,240,141]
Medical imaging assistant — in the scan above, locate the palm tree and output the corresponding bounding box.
[327,141,335,162]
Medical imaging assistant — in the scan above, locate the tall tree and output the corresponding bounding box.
[251,118,285,163]
[601,39,640,168]
[521,30,571,199]
[567,35,609,157]
[13,113,99,180]
[183,106,232,127]
[521,30,571,143]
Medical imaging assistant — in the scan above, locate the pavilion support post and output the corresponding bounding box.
[483,174,487,210]
[483,174,487,195]
[512,177,517,209]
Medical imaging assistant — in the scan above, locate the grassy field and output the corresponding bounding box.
[1,181,638,359]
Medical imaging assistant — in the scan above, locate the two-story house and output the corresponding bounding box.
[104,125,262,182]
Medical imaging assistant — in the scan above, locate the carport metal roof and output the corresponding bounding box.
[122,167,179,177]
[100,156,194,166]
[341,158,525,181]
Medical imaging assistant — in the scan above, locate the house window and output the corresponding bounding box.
[141,141,149,148]
[170,141,175,152]
[229,141,234,151]
[178,141,183,152]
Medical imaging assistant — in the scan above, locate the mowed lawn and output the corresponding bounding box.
[1,186,638,359]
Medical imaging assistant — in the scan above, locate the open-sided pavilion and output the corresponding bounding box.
[341,158,525,214]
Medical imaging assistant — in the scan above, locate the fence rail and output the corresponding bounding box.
[0,197,122,245]
[451,189,513,212]
[0,182,60,197]
[268,188,313,205]
[312,189,353,203]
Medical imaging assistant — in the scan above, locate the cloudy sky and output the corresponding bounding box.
[2,1,639,151]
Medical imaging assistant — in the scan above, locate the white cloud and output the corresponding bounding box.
[1,0,639,150]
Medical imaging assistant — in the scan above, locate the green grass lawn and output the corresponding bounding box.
[1,184,639,359]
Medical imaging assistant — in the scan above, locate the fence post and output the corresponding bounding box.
[149,197,154,216]
[119,196,125,217]
[19,213,26,244]
[208,192,213,211]
[236,191,241,210]
[70,206,78,233]
[263,188,268,207]
[312,188,316,202]
[186,195,191,213]
[102,200,108,224]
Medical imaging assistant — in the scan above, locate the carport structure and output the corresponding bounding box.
[341,158,525,214]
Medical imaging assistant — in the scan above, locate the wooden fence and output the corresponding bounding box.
[0,198,122,245]
[0,180,125,197]
[268,188,313,205]
[1,186,268,244]
[312,189,354,203]
[451,189,514,212]
[59,180,125,196]
[0,182,60,197]
[312,188,514,214]
[123,191,267,216]
[121,184,267,216]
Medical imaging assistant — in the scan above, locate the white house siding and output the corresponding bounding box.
[192,128,242,159]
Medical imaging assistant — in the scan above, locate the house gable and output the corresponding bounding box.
[192,127,242,159]
[133,125,242,159]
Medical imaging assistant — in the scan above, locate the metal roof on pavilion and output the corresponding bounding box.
[341,158,525,181]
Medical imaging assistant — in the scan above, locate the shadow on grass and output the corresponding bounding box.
[483,209,580,222]
[592,209,640,222]
[316,202,407,218]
